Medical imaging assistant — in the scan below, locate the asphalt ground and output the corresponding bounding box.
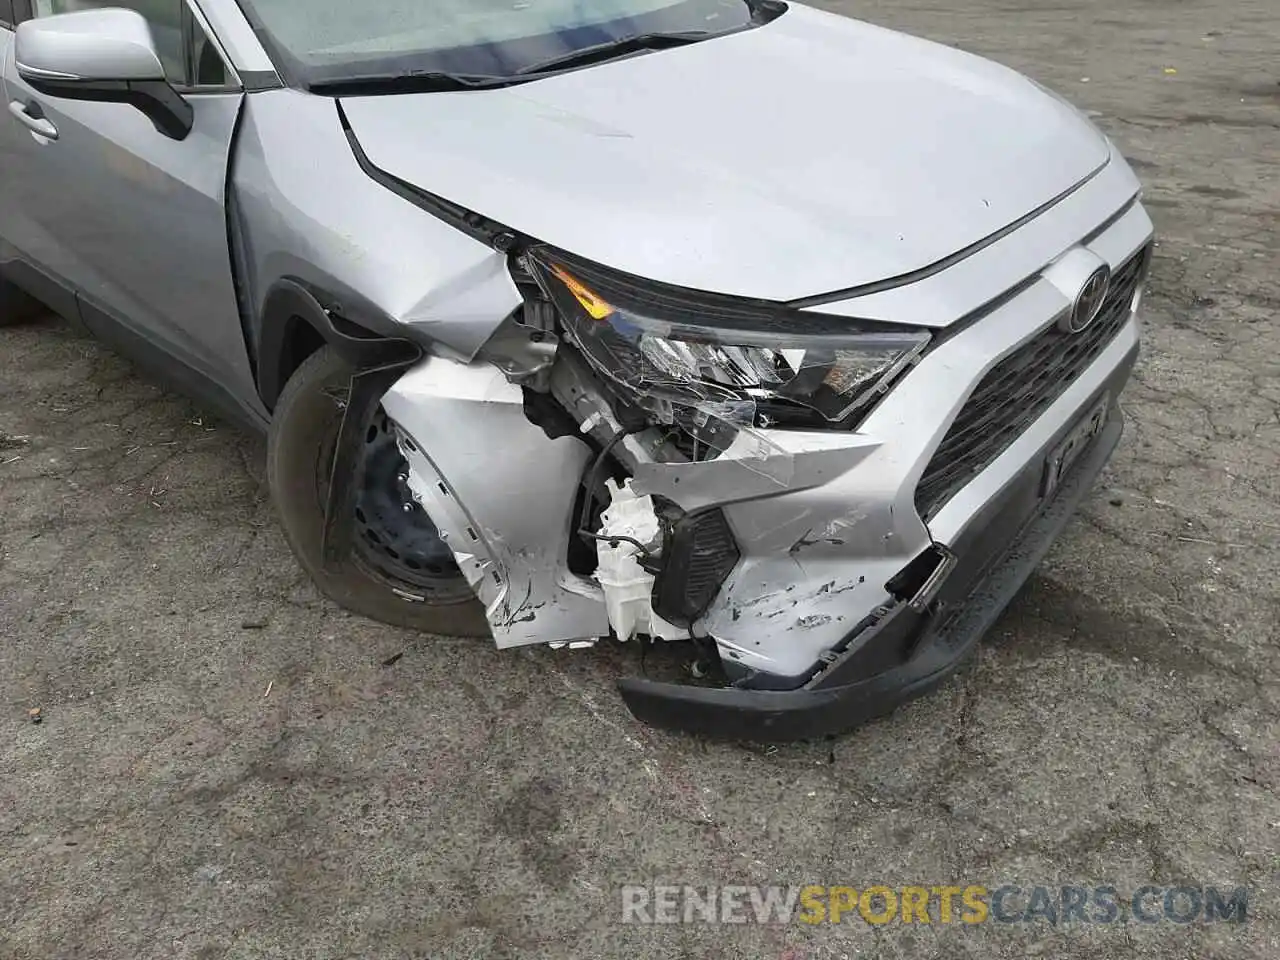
[1,1,1278,957]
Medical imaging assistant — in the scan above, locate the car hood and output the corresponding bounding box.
[340,4,1109,302]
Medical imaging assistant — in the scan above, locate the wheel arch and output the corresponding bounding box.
[256,277,422,411]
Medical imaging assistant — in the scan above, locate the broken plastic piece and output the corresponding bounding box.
[548,639,599,650]
[595,478,686,642]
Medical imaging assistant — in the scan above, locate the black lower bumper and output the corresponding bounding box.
[619,386,1129,742]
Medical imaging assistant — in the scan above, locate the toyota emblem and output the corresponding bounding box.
[1061,265,1112,333]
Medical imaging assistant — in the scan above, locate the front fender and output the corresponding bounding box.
[230,88,523,409]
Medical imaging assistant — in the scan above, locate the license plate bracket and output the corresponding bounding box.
[1042,393,1109,499]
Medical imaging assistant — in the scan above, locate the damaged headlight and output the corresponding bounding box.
[527,249,930,436]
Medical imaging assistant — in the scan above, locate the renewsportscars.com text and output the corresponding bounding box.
[620,884,1249,926]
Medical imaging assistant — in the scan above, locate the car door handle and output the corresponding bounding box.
[8,100,58,140]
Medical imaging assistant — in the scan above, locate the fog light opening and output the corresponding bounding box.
[885,544,957,612]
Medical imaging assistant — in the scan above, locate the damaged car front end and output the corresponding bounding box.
[194,0,1153,740]
[371,190,1152,741]
[259,4,1157,740]
[260,3,1159,742]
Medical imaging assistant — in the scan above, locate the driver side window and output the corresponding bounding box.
[31,0,229,88]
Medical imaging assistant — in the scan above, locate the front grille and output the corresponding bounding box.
[914,245,1150,519]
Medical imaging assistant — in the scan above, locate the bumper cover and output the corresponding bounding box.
[619,400,1125,741]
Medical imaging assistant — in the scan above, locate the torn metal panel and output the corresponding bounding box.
[398,253,526,362]
[381,357,609,648]
[631,429,880,513]
[625,420,932,679]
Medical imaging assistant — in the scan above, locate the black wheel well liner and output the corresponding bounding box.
[256,278,421,410]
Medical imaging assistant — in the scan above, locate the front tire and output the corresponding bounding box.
[267,345,489,637]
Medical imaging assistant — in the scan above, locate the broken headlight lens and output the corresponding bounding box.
[528,250,931,430]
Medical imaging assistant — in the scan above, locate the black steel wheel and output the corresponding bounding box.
[268,345,489,637]
[350,410,472,601]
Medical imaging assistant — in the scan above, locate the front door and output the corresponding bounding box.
[0,0,77,316]
[0,0,261,419]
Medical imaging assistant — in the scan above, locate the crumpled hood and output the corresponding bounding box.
[341,4,1109,302]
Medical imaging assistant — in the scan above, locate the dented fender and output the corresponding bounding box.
[381,357,610,647]
[230,88,525,409]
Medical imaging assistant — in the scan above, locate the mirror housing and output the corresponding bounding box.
[15,9,193,140]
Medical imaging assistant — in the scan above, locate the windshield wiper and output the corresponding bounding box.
[515,31,711,77]
[308,71,517,95]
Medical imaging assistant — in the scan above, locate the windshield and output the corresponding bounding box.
[235,0,764,86]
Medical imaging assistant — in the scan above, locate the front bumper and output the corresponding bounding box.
[620,381,1129,741]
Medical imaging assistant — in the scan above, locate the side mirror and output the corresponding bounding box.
[15,8,193,141]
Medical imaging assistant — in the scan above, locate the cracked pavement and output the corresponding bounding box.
[1,1,1278,957]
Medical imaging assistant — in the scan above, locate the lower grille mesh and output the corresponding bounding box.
[915,245,1150,519]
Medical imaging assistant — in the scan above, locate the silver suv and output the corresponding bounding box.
[0,0,1152,739]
